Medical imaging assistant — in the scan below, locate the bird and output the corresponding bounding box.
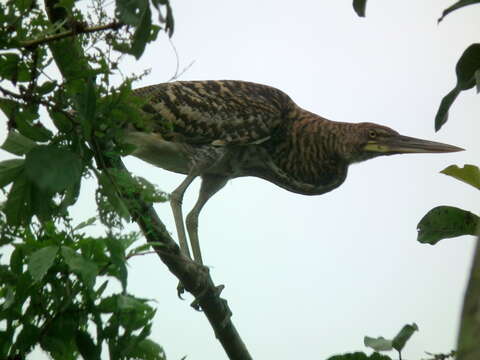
[124,80,463,264]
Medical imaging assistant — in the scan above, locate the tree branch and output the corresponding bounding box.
[43,1,253,359]
[20,21,124,49]
[456,236,480,360]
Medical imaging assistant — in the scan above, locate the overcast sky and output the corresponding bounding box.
[2,1,480,360]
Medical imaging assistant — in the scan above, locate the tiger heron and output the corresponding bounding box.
[125,80,463,264]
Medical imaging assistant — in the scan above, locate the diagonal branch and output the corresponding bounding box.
[43,1,253,359]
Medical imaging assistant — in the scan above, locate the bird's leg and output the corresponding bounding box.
[185,175,228,264]
[170,174,197,259]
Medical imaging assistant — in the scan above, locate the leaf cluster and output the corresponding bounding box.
[0,0,174,358]
[0,216,165,359]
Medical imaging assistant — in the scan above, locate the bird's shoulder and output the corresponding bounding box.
[133,80,297,145]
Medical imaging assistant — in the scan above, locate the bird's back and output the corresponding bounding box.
[133,80,295,145]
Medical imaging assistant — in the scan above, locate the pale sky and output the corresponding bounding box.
[2,1,480,360]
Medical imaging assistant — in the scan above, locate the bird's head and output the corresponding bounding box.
[344,122,464,164]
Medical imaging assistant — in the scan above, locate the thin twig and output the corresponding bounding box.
[167,38,196,82]
[20,21,124,49]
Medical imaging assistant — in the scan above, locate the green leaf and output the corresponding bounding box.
[438,1,480,23]
[0,130,37,156]
[25,145,82,193]
[131,4,152,59]
[76,76,96,138]
[28,246,58,282]
[38,81,57,95]
[74,217,97,231]
[455,43,480,90]
[364,336,393,351]
[98,173,130,220]
[353,0,367,17]
[0,159,24,188]
[434,87,460,132]
[61,246,98,288]
[15,324,41,354]
[441,164,480,190]
[417,206,480,245]
[49,110,73,132]
[4,171,32,226]
[392,323,418,352]
[327,352,392,360]
[105,237,128,291]
[10,245,24,275]
[126,338,165,360]
[75,330,100,360]
[0,53,31,83]
[116,0,148,25]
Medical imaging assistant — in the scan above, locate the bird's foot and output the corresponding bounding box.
[190,284,225,311]
[177,281,186,299]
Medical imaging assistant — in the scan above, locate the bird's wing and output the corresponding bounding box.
[133,80,295,146]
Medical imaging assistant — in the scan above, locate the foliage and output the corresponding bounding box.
[352,2,479,360]
[0,216,165,359]
[0,0,172,358]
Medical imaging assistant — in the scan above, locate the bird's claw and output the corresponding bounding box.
[177,281,186,299]
[190,284,225,311]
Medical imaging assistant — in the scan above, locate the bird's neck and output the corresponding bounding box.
[269,108,351,192]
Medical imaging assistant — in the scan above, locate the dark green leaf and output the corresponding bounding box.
[49,110,74,132]
[15,324,41,353]
[434,87,460,132]
[1,131,37,156]
[131,6,152,58]
[441,164,480,190]
[15,107,53,142]
[327,352,392,360]
[364,336,393,351]
[98,294,118,313]
[438,1,480,23]
[116,0,147,24]
[392,323,418,352]
[4,171,32,226]
[0,159,24,188]
[417,206,479,245]
[96,280,109,297]
[0,53,31,83]
[2,286,15,310]
[455,43,480,90]
[126,338,165,360]
[38,81,57,95]
[61,246,98,288]
[10,245,24,275]
[25,145,82,193]
[30,185,56,222]
[76,77,96,138]
[28,246,58,282]
[75,330,100,360]
[353,0,367,17]
[40,315,78,359]
[98,173,130,220]
[105,237,128,291]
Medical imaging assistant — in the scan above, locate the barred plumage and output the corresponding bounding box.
[125,80,462,264]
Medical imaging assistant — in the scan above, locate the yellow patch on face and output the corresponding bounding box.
[363,141,389,152]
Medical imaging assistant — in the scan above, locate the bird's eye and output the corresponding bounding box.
[368,130,377,139]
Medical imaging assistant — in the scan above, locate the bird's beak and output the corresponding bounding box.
[364,135,464,154]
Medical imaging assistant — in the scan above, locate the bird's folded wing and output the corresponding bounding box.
[133,80,295,146]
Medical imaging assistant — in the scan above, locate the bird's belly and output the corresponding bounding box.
[123,131,191,174]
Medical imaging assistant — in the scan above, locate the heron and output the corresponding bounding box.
[124,80,463,264]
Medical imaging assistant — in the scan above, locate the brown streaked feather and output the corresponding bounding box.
[133,80,295,146]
